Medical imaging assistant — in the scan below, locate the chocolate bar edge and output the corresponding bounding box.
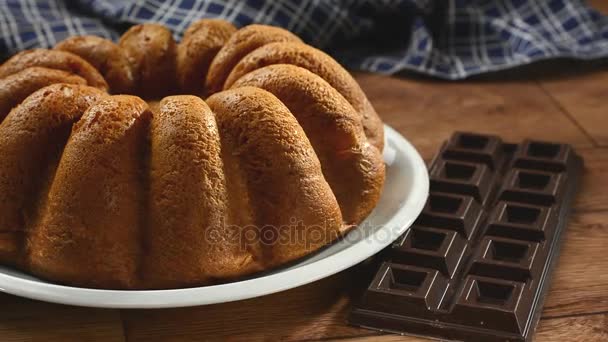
[521,153,582,341]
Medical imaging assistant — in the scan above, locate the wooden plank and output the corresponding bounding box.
[354,73,594,158]
[0,294,124,342]
[325,313,608,341]
[574,148,608,212]
[543,209,608,317]
[122,264,376,341]
[539,69,608,146]
[529,0,608,146]
[536,313,608,341]
[327,334,424,342]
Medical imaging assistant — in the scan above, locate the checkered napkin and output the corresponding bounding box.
[1,0,607,79]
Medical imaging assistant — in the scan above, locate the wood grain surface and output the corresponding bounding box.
[2,2,608,340]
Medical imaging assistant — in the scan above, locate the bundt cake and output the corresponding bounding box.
[0,19,385,289]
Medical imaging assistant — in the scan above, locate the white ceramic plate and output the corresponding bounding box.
[0,125,428,308]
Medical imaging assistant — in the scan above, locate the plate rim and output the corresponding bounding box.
[0,124,428,308]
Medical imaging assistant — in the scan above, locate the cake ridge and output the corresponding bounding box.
[223,41,385,150]
[0,49,108,90]
[27,94,150,288]
[0,84,108,266]
[204,24,303,94]
[231,64,385,225]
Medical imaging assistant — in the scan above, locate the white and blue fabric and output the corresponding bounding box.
[1,0,607,79]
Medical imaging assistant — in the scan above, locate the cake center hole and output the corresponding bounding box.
[517,172,550,190]
[411,229,445,251]
[527,142,561,159]
[457,134,489,150]
[504,205,541,224]
[429,194,462,213]
[389,268,427,292]
[444,162,476,180]
[490,241,528,263]
[475,281,514,305]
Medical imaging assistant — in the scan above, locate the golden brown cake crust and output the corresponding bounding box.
[223,41,384,150]
[0,49,108,90]
[176,19,237,95]
[204,24,302,94]
[0,67,87,122]
[144,95,263,288]
[207,87,344,265]
[55,35,135,93]
[0,233,20,266]
[0,20,387,289]
[232,65,385,225]
[0,84,107,266]
[27,95,150,289]
[119,24,177,97]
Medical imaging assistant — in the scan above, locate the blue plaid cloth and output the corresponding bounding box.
[1,0,607,79]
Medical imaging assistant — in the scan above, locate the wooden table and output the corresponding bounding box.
[3,2,608,339]
[1,64,607,342]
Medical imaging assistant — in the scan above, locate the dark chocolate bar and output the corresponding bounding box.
[349,132,583,342]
